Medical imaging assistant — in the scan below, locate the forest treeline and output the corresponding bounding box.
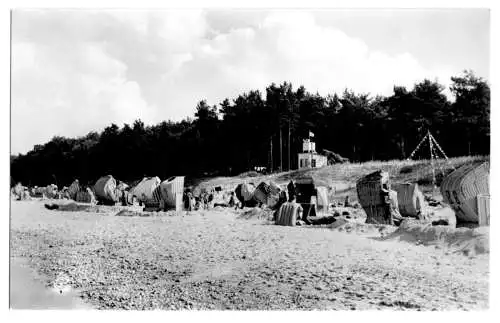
[11,70,490,187]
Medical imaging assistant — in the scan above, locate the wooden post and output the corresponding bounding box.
[428,131,436,188]
[270,135,273,173]
[279,128,283,172]
[288,119,291,171]
[310,139,313,168]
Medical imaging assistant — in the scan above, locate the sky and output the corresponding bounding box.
[11,8,490,155]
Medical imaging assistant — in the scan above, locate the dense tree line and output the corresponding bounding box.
[11,70,490,187]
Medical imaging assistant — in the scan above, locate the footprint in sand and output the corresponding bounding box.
[52,272,72,294]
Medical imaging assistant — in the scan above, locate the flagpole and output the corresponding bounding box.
[269,134,273,173]
[288,119,291,171]
[309,131,313,168]
[279,127,283,172]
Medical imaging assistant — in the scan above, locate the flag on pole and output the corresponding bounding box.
[309,131,314,138]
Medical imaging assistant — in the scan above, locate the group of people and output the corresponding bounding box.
[14,178,339,228]
[182,188,239,212]
[11,179,108,205]
[274,180,340,226]
[182,180,295,213]
[11,183,68,201]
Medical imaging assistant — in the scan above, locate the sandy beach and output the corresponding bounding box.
[10,200,489,310]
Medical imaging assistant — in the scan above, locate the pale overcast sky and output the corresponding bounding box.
[11,9,489,154]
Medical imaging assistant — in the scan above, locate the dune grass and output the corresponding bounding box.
[193,155,489,204]
[195,155,488,194]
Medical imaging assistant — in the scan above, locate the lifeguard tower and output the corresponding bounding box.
[297,138,327,170]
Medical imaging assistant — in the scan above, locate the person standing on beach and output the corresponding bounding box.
[287,180,296,202]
